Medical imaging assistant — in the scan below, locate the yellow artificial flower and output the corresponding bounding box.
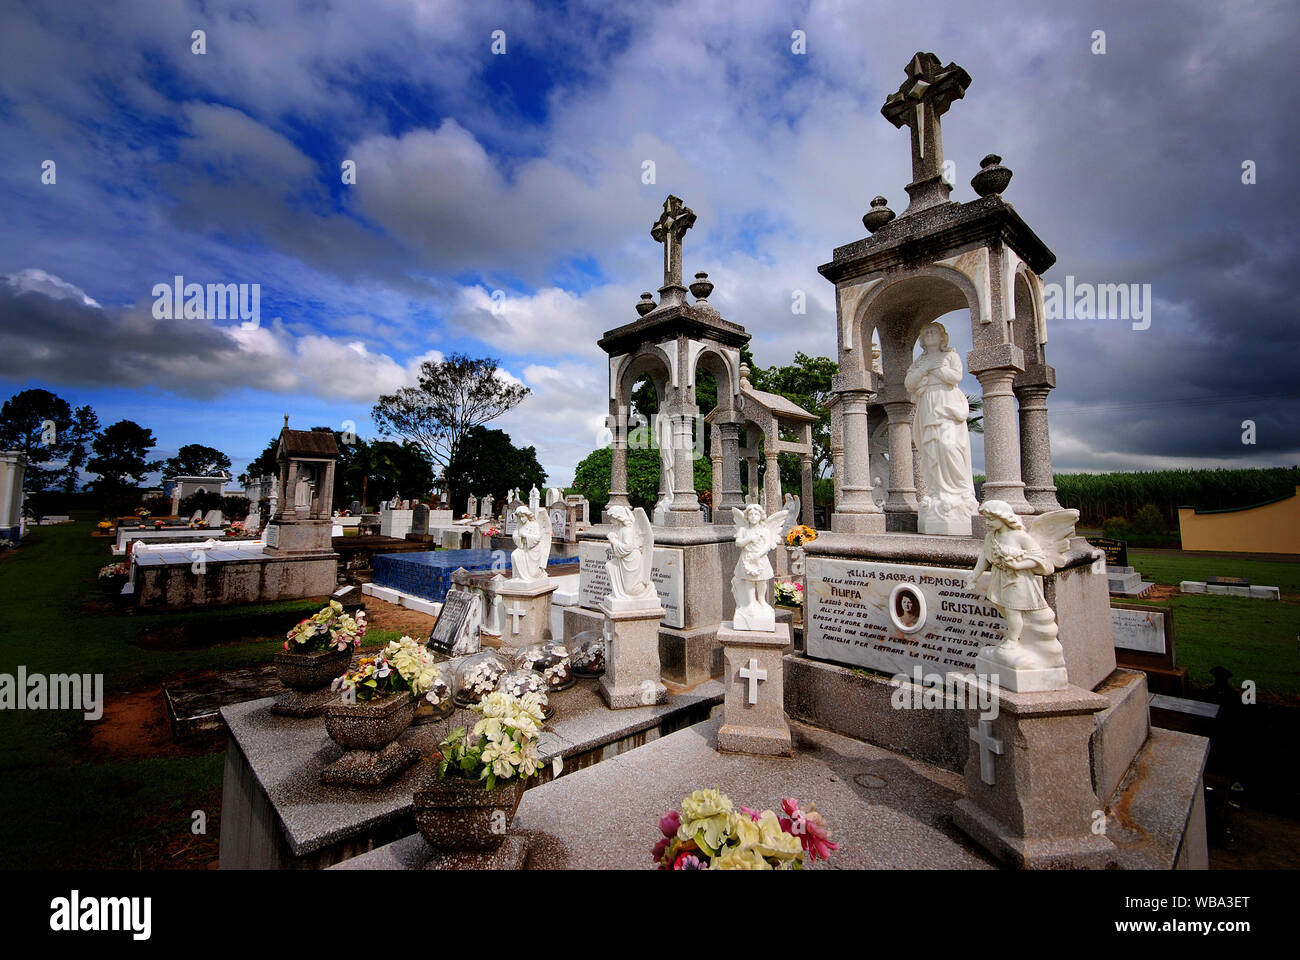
[681,788,733,822]
[712,847,772,870]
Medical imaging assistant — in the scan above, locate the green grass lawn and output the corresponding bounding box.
[0,513,406,868]
[1125,549,1300,699]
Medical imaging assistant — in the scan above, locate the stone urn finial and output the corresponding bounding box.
[971,154,1012,197]
[689,271,714,300]
[635,292,657,316]
[862,196,896,233]
[740,363,751,385]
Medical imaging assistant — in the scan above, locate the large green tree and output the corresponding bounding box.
[352,439,435,506]
[87,420,161,512]
[372,353,531,477]
[0,388,75,493]
[445,426,547,511]
[163,443,232,478]
[61,405,101,493]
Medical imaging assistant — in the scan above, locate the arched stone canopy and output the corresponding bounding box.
[819,55,1058,534]
[599,197,750,526]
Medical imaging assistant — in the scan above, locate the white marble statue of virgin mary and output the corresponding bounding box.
[903,321,979,535]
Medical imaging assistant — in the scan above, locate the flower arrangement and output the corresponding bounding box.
[153,519,164,528]
[515,642,572,690]
[455,654,507,705]
[486,525,501,537]
[774,580,803,606]
[284,599,368,653]
[434,691,547,790]
[98,562,128,579]
[785,524,817,547]
[224,520,245,536]
[652,790,838,870]
[332,635,439,702]
[96,520,114,532]
[134,507,151,519]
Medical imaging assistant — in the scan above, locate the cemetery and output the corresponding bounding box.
[0,5,1296,929]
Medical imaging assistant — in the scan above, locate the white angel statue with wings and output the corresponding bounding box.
[731,503,789,631]
[604,505,656,606]
[510,505,552,583]
[965,500,1079,689]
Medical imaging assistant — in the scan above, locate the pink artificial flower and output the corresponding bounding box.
[652,835,671,863]
[779,798,838,862]
[659,810,681,837]
[738,806,762,822]
[794,583,803,591]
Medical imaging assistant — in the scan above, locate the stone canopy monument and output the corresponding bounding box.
[792,52,1208,869]
[569,194,760,685]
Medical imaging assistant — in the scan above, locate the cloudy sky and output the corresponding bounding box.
[1,0,1296,487]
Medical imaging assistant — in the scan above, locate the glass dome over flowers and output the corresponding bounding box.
[568,630,605,677]
[513,640,574,691]
[452,651,508,707]
[496,668,552,719]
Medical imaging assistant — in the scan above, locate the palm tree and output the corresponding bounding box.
[966,394,984,434]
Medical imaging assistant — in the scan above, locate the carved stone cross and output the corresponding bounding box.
[881,52,971,211]
[505,603,527,635]
[969,718,1003,785]
[650,195,696,304]
[738,657,768,705]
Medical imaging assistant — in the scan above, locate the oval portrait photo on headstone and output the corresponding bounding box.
[889,583,927,635]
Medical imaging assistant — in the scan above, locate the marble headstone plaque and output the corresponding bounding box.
[549,505,568,541]
[428,588,482,657]
[577,540,684,628]
[805,557,1003,677]
[1111,605,1168,655]
[264,524,280,549]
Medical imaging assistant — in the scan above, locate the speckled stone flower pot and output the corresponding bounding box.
[275,647,351,692]
[413,776,527,851]
[323,691,417,750]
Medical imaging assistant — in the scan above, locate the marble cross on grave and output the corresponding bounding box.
[650,195,697,306]
[738,657,768,706]
[880,53,971,211]
[969,718,1003,785]
[505,602,527,636]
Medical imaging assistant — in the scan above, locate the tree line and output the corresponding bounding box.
[0,351,543,518]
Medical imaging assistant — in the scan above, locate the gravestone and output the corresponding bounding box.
[1111,601,1186,696]
[577,541,685,629]
[1085,536,1128,568]
[428,586,482,658]
[203,509,223,528]
[549,504,569,541]
[350,500,361,515]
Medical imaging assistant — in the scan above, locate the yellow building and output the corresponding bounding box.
[1178,486,1300,554]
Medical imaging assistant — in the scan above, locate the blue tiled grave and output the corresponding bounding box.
[372,549,579,603]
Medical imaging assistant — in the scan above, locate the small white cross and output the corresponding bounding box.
[738,657,767,705]
[505,603,527,635]
[969,718,1003,785]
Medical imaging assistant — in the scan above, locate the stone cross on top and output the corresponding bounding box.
[881,52,971,213]
[650,195,697,306]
